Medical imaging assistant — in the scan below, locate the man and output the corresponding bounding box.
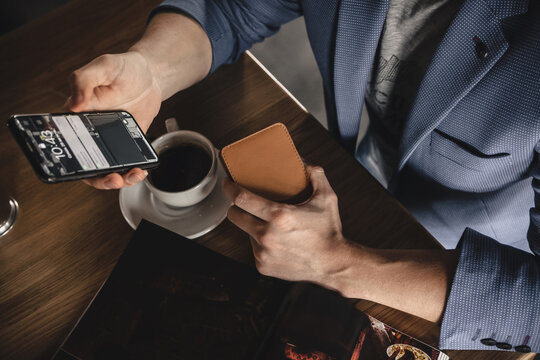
[66,0,540,353]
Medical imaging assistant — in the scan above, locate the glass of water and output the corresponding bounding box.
[0,187,18,237]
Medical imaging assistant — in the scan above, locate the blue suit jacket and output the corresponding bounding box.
[154,0,540,352]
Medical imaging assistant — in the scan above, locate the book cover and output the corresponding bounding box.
[57,221,449,360]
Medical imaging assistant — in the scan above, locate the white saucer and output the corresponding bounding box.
[119,160,232,239]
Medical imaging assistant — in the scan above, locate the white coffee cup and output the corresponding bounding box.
[144,128,218,208]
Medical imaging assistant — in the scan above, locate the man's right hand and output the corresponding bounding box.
[65,51,162,189]
[65,12,212,190]
[66,51,161,133]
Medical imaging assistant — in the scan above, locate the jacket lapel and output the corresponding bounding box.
[398,0,529,170]
[333,0,390,153]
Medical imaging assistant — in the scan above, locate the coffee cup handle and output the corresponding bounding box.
[165,118,180,133]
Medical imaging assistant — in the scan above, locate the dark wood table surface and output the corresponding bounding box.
[0,0,533,359]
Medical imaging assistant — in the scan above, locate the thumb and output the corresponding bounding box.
[306,165,334,198]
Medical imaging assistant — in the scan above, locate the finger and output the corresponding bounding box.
[227,205,268,239]
[222,178,280,221]
[68,55,119,112]
[122,168,148,186]
[248,236,265,266]
[83,173,124,190]
[62,95,73,111]
[305,165,335,197]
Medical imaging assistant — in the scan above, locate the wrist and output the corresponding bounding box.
[321,239,371,298]
[129,12,211,100]
[127,47,164,101]
[326,241,381,300]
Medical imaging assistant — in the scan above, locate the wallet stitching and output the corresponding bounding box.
[221,149,238,183]
[221,123,307,188]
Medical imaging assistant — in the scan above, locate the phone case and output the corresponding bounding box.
[221,123,309,203]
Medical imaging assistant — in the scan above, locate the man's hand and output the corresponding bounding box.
[65,12,212,190]
[223,165,355,289]
[223,164,459,323]
[66,51,162,132]
[66,51,161,189]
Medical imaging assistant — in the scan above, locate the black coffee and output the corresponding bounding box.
[149,144,212,192]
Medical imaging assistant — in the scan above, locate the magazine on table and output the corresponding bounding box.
[57,220,449,360]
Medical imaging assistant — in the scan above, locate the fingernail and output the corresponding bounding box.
[143,170,148,177]
[104,180,114,189]
[127,173,143,185]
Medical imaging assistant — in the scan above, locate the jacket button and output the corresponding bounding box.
[515,335,531,353]
[473,36,488,59]
[481,338,497,346]
[514,345,531,353]
[496,342,512,350]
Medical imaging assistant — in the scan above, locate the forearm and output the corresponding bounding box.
[332,243,459,323]
[130,12,212,101]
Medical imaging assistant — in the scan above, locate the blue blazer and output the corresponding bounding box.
[154,0,540,352]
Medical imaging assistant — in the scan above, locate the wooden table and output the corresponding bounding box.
[0,1,533,359]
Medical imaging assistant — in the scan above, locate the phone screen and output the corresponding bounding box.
[12,111,157,179]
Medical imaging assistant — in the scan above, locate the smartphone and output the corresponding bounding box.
[7,111,159,183]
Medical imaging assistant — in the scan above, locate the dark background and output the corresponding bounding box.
[1,0,71,34]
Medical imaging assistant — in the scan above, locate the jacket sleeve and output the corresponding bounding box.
[439,142,540,353]
[151,0,302,74]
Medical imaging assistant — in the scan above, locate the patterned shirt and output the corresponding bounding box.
[357,0,464,186]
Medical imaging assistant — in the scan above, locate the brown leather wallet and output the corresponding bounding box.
[221,123,309,203]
